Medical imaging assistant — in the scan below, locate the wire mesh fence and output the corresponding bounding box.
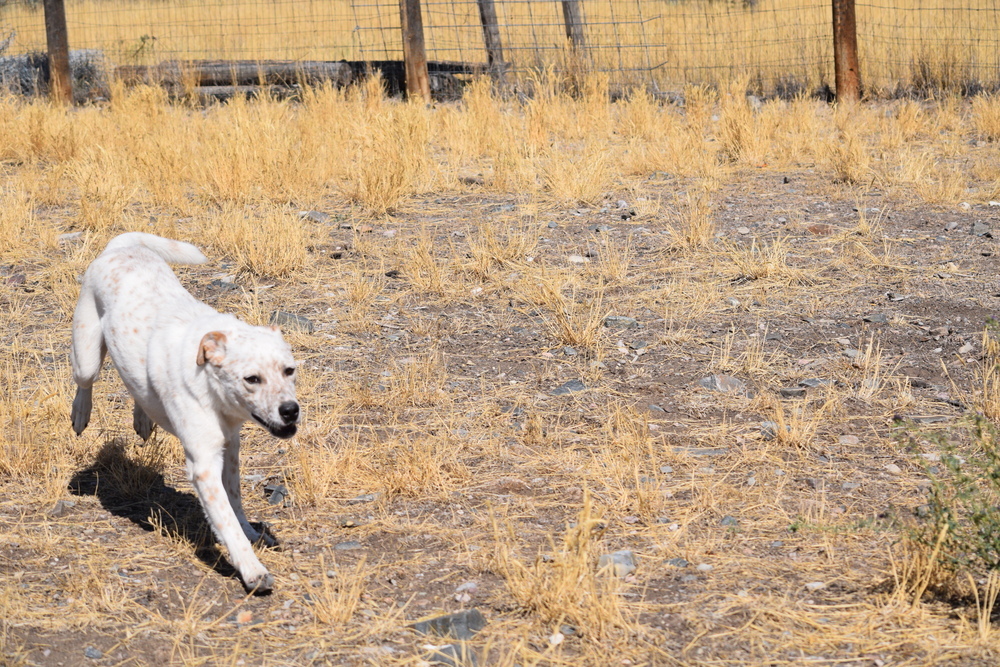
[0,0,999,96]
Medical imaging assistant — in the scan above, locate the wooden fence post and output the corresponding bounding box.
[42,0,73,103]
[476,0,505,76]
[399,0,431,102]
[832,0,860,102]
[561,0,586,51]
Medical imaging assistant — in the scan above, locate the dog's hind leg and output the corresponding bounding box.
[223,431,276,547]
[70,288,106,436]
[133,404,154,441]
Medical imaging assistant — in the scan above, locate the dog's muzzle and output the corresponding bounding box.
[252,401,299,439]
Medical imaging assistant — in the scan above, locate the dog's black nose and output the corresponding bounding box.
[278,401,299,424]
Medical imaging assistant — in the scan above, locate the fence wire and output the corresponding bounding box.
[0,0,999,95]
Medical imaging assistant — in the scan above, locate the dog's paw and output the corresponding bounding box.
[242,571,274,595]
[71,387,92,436]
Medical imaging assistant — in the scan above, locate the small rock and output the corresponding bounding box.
[627,340,647,350]
[548,631,564,646]
[547,221,558,229]
[590,224,613,233]
[209,278,239,292]
[698,374,746,394]
[908,415,950,424]
[863,313,889,324]
[737,226,751,235]
[412,609,486,641]
[806,478,824,490]
[616,200,629,209]
[598,550,637,577]
[760,421,789,440]
[567,254,589,264]
[672,447,727,457]
[945,221,959,231]
[805,581,825,592]
[725,297,741,308]
[807,223,835,236]
[885,464,902,474]
[334,540,363,551]
[659,465,673,474]
[720,515,738,527]
[959,342,975,355]
[551,379,587,396]
[799,378,833,388]
[264,483,288,505]
[84,647,102,660]
[838,435,860,445]
[269,311,315,334]
[960,202,972,211]
[423,643,478,667]
[58,231,84,244]
[666,557,690,568]
[696,563,713,572]
[347,492,381,505]
[49,500,76,517]
[973,221,992,237]
[298,210,330,224]
[603,315,639,329]
[842,482,861,491]
[843,349,860,359]
[563,346,578,356]
[779,387,806,399]
[455,581,478,595]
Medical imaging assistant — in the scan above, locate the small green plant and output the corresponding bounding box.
[912,416,1000,575]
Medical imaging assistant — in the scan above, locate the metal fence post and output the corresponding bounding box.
[42,0,73,103]
[476,0,505,77]
[832,0,861,102]
[399,0,431,102]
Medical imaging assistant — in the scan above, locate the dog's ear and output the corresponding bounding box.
[197,331,227,367]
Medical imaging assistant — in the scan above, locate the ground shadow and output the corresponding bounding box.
[68,436,241,582]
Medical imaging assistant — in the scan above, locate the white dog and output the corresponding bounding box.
[71,232,299,593]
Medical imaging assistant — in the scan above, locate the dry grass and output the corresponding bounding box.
[5,82,1000,665]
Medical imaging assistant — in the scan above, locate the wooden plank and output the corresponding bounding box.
[561,0,586,51]
[116,60,354,88]
[832,0,861,102]
[42,0,72,103]
[399,0,431,102]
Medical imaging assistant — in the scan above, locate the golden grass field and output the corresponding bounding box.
[2,0,1000,94]
[7,75,1000,664]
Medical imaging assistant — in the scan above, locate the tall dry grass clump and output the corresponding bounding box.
[490,496,636,639]
[344,95,430,214]
[972,94,1000,142]
[208,204,311,278]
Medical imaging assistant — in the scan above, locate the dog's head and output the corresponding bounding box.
[197,325,300,438]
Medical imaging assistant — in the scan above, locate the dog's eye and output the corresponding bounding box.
[284,367,295,377]
[244,375,261,385]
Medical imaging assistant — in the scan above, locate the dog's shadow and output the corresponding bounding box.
[69,436,243,581]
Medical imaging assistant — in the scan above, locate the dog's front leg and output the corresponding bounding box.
[186,442,273,594]
[222,430,276,547]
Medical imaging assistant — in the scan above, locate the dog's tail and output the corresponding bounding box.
[101,232,208,265]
